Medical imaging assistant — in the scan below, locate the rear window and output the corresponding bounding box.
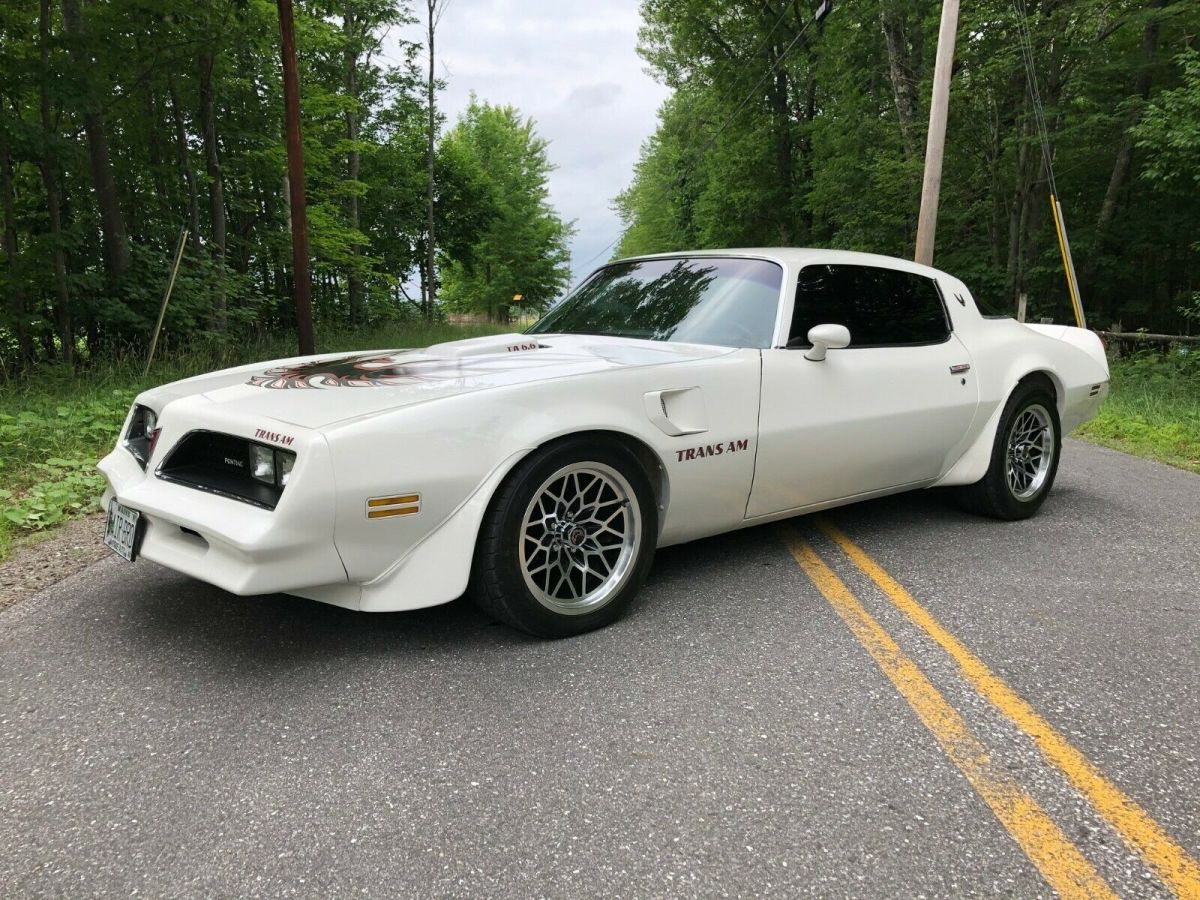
[972,292,1014,319]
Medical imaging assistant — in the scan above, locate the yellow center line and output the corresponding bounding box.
[784,533,1116,899]
[817,518,1200,899]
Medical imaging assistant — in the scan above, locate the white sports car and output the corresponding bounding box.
[99,249,1109,637]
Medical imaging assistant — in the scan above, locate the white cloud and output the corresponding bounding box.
[381,0,670,283]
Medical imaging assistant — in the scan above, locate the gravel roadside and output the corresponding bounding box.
[0,514,108,613]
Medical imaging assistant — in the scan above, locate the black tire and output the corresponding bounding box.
[468,437,658,638]
[955,380,1062,520]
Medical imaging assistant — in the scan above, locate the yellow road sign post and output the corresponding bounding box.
[1050,194,1087,329]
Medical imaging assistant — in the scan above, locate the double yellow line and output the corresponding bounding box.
[786,520,1200,899]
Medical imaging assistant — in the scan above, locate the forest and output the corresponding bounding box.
[2,0,1200,370]
[0,0,572,375]
[617,0,1200,334]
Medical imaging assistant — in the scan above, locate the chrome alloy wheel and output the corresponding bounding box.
[518,462,641,615]
[1005,403,1055,501]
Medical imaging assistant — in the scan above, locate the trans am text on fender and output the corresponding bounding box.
[99,249,1109,637]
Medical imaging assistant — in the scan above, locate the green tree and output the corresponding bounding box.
[1134,48,1200,191]
[1,0,502,372]
[618,0,1200,333]
[438,99,573,322]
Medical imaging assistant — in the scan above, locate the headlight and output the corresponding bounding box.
[250,444,276,483]
[250,444,296,487]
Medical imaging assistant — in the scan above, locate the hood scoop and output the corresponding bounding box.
[422,333,546,358]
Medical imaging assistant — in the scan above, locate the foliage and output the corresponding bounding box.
[437,99,574,322]
[617,0,1200,334]
[1076,348,1200,473]
[1134,48,1200,191]
[0,0,567,374]
[0,459,108,530]
[0,391,131,531]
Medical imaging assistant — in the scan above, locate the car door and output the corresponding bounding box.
[746,263,979,518]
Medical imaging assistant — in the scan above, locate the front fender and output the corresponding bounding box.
[354,448,529,611]
[318,352,761,609]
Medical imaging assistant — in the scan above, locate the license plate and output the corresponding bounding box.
[104,499,142,562]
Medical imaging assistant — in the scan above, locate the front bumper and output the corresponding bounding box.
[98,401,348,599]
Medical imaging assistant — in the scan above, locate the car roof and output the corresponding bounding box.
[610,247,951,281]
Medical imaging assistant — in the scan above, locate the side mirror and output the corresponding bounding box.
[803,324,851,361]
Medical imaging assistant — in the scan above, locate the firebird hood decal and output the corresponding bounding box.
[247,353,520,389]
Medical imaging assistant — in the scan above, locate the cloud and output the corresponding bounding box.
[563,82,624,111]
[381,0,670,284]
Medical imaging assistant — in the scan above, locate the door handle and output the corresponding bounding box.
[949,363,971,375]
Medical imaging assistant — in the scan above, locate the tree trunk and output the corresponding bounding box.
[344,7,364,326]
[1,129,36,365]
[39,0,72,364]
[198,52,227,331]
[1081,0,1165,299]
[138,38,169,229]
[167,75,202,255]
[769,35,793,243]
[794,68,817,238]
[1006,112,1039,309]
[425,0,437,318]
[988,101,1004,270]
[880,4,920,160]
[277,0,316,355]
[61,0,131,282]
[484,260,494,323]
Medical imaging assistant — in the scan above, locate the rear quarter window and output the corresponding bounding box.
[789,264,950,347]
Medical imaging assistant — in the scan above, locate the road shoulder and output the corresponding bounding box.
[0,513,108,614]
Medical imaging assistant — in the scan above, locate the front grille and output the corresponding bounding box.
[157,431,289,510]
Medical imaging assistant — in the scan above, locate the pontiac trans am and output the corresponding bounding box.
[99,249,1110,637]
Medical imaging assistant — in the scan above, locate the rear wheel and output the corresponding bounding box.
[469,438,657,637]
[956,381,1061,520]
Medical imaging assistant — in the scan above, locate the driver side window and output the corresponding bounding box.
[789,264,950,348]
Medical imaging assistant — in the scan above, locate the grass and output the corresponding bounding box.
[0,321,507,559]
[2,332,1197,563]
[1074,350,1200,474]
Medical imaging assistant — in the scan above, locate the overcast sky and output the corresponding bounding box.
[382,0,670,283]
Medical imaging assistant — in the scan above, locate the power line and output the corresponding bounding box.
[740,4,794,74]
[577,236,621,273]
[1012,0,1058,196]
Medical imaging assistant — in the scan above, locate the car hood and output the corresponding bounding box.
[150,333,736,429]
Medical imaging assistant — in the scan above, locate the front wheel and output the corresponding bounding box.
[956,381,1062,520]
[468,438,658,638]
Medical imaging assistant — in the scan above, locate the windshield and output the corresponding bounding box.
[528,256,783,349]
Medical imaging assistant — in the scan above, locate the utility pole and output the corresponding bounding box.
[277,0,316,355]
[914,0,960,267]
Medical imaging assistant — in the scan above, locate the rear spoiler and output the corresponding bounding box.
[1024,323,1108,370]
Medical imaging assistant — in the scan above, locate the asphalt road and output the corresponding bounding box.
[2,439,1197,898]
